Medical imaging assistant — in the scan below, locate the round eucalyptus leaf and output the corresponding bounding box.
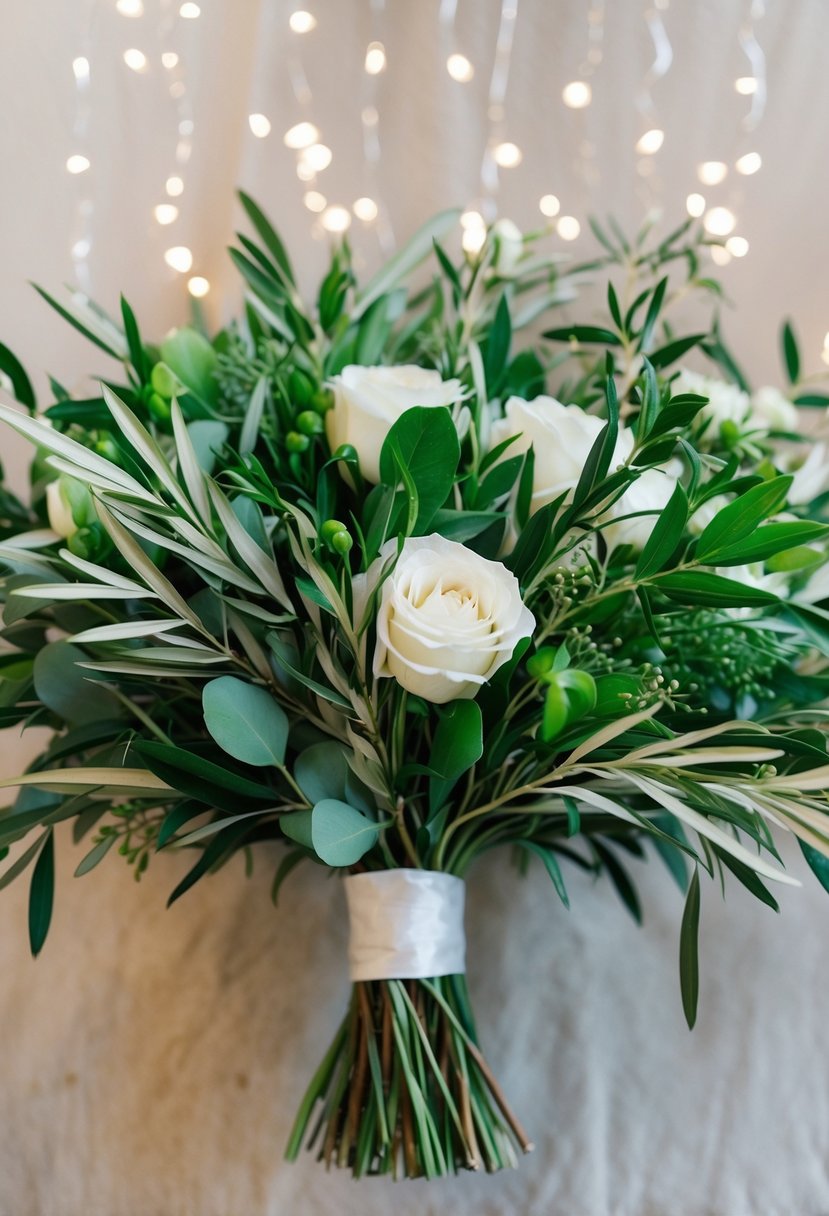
[202,676,288,767]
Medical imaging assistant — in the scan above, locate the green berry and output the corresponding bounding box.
[311,388,334,415]
[320,518,348,544]
[286,431,310,453]
[330,530,353,555]
[296,410,324,436]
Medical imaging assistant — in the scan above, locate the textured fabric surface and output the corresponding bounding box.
[0,811,827,1216]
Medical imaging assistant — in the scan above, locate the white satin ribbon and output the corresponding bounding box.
[344,870,466,981]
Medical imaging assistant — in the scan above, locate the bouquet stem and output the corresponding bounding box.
[286,974,533,1178]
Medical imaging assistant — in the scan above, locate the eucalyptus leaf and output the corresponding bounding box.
[202,676,289,767]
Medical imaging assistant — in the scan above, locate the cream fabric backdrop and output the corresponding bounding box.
[1,3,829,1213]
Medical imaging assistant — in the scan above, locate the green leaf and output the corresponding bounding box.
[120,295,150,382]
[0,341,36,409]
[695,476,793,561]
[281,809,314,850]
[543,324,621,346]
[639,276,668,351]
[655,571,779,608]
[353,209,460,321]
[202,676,289,767]
[649,334,707,370]
[379,406,459,531]
[781,319,800,385]
[0,829,49,892]
[238,190,297,289]
[483,294,511,391]
[295,741,349,804]
[679,867,701,1029]
[713,521,828,565]
[134,741,276,809]
[635,481,688,578]
[271,849,306,904]
[515,840,569,907]
[799,839,829,895]
[33,285,127,360]
[429,700,483,781]
[33,641,125,726]
[74,832,117,877]
[160,328,218,405]
[716,849,779,912]
[28,828,54,957]
[310,799,381,866]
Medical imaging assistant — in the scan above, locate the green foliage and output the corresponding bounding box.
[0,196,827,1059]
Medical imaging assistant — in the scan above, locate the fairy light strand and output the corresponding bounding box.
[634,1,672,214]
[557,0,606,238]
[358,0,394,252]
[68,0,96,295]
[154,0,199,284]
[478,0,520,223]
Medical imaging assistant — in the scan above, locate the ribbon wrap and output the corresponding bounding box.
[344,870,466,981]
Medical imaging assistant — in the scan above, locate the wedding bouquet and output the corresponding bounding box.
[2,198,829,1180]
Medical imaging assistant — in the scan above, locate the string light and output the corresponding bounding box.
[703,206,737,236]
[557,216,581,241]
[283,121,319,149]
[353,196,379,222]
[248,113,271,138]
[725,235,749,257]
[562,80,591,109]
[477,0,520,218]
[300,143,332,172]
[116,0,144,15]
[686,192,706,217]
[187,275,210,297]
[493,140,522,168]
[164,245,193,272]
[179,3,200,17]
[364,41,386,75]
[710,245,732,266]
[123,48,148,72]
[289,10,317,33]
[822,333,829,367]
[461,211,486,254]
[539,194,561,218]
[153,203,179,225]
[303,190,327,212]
[698,160,727,185]
[161,51,179,69]
[66,154,90,174]
[736,151,762,175]
[321,205,351,233]
[636,128,664,154]
[166,175,184,196]
[447,53,474,82]
[72,57,90,82]
[735,75,757,95]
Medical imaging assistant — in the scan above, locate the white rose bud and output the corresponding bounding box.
[490,219,524,276]
[673,368,750,429]
[788,443,829,505]
[751,385,799,433]
[46,478,78,539]
[359,534,535,704]
[489,395,630,514]
[603,462,682,551]
[326,365,466,484]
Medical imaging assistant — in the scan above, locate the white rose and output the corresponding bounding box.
[360,534,535,704]
[788,443,829,505]
[326,364,466,484]
[752,385,799,433]
[490,395,627,514]
[46,478,77,539]
[603,461,682,551]
[674,368,750,430]
[491,219,524,276]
